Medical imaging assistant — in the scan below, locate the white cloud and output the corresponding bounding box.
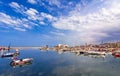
[0,12,33,31]
[39,21,45,25]
[41,12,52,19]
[9,2,56,25]
[9,2,27,15]
[14,27,26,31]
[0,1,57,32]
[40,12,57,22]
[26,8,38,15]
[52,0,120,44]
[50,31,65,36]
[25,8,39,20]
[48,0,61,8]
[9,2,37,20]
[25,9,56,24]
[28,0,37,4]
[0,12,17,25]
[9,2,20,9]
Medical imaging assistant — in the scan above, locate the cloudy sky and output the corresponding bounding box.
[0,0,120,46]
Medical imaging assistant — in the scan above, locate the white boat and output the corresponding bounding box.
[1,52,19,58]
[10,58,33,67]
[84,51,106,55]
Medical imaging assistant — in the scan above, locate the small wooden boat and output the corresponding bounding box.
[112,52,120,58]
[1,52,19,58]
[10,58,33,67]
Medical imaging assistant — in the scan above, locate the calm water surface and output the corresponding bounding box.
[0,50,120,76]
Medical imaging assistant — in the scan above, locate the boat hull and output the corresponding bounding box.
[1,52,19,58]
[10,58,33,67]
[112,52,120,58]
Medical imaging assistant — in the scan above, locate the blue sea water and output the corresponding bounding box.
[0,50,120,76]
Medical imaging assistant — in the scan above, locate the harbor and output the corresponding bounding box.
[0,48,120,76]
[0,42,120,76]
[1,41,120,59]
[39,42,120,58]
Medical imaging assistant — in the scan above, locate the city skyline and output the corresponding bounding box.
[0,0,120,46]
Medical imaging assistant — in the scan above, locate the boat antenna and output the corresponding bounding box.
[8,43,11,52]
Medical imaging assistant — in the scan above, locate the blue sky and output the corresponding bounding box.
[0,0,120,46]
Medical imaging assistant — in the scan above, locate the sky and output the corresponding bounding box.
[0,0,120,46]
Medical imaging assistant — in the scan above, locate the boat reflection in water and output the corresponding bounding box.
[75,52,106,58]
[59,50,106,58]
[56,48,108,58]
[10,58,33,68]
[77,51,106,58]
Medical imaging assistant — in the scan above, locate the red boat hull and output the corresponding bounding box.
[112,52,120,58]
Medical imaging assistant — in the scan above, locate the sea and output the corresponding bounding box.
[0,49,120,76]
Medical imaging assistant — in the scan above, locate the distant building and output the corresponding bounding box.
[54,44,69,51]
[57,44,69,48]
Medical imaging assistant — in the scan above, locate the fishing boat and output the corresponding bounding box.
[112,52,120,58]
[10,58,33,67]
[84,51,106,55]
[1,51,19,58]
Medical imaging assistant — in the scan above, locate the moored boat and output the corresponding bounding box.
[84,51,106,55]
[10,58,33,67]
[112,52,120,58]
[1,51,19,58]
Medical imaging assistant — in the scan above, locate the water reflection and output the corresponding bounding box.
[0,49,120,76]
[57,49,120,59]
[73,52,106,58]
[53,51,120,76]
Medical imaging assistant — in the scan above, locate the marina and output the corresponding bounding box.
[0,49,120,76]
[1,42,120,59]
[0,42,120,76]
